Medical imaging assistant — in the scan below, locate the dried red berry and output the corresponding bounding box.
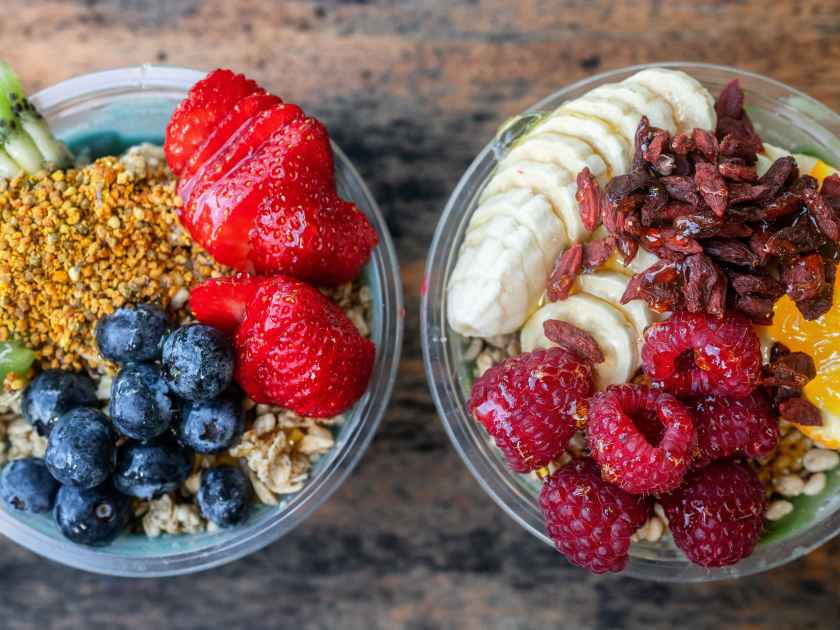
[778,397,822,426]
[661,175,701,206]
[718,158,758,183]
[694,162,729,217]
[621,260,683,313]
[575,167,603,232]
[582,237,615,271]
[704,238,759,267]
[764,351,816,388]
[692,128,719,162]
[783,253,826,302]
[716,79,745,120]
[543,319,605,364]
[758,156,798,201]
[803,187,840,242]
[795,256,836,321]
[641,228,703,259]
[683,253,727,316]
[547,244,583,302]
[730,271,784,298]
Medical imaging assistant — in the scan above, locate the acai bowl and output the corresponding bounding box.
[422,63,840,581]
[0,65,403,576]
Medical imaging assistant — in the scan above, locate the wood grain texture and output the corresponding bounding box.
[3,0,840,628]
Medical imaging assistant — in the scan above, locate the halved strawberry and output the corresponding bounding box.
[250,183,378,284]
[233,275,375,417]
[189,273,267,334]
[178,92,282,198]
[165,69,263,176]
[182,115,333,270]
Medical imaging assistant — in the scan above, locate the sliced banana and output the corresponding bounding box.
[448,242,532,337]
[471,190,569,267]
[481,160,587,242]
[520,294,638,389]
[535,111,631,176]
[504,131,610,184]
[624,68,716,133]
[561,96,647,148]
[587,83,678,135]
[462,213,548,300]
[577,271,657,340]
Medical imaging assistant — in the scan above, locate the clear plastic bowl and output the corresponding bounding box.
[422,62,840,581]
[0,65,403,576]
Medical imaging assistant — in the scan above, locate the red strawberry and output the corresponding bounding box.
[165,69,263,176]
[190,274,375,417]
[178,92,282,197]
[184,115,333,269]
[189,273,265,335]
[249,179,379,284]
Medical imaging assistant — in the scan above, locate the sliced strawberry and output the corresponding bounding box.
[178,92,282,198]
[189,273,267,334]
[165,69,264,176]
[250,183,378,284]
[234,275,375,417]
[179,102,306,228]
[181,115,333,270]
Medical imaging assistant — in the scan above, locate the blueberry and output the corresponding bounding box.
[45,408,115,489]
[109,363,175,440]
[197,466,251,528]
[21,369,98,435]
[95,303,170,364]
[161,325,234,401]
[113,439,193,499]
[54,483,130,546]
[0,458,59,513]
[178,392,244,454]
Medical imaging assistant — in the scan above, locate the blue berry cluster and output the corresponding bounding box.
[2,304,251,547]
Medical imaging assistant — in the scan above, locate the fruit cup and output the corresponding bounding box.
[422,62,840,581]
[0,65,403,576]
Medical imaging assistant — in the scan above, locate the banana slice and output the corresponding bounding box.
[623,68,716,133]
[448,242,532,337]
[462,213,548,300]
[535,111,631,176]
[587,83,678,135]
[471,190,569,268]
[577,271,656,339]
[520,294,638,389]
[561,96,647,147]
[481,160,587,242]
[504,132,610,184]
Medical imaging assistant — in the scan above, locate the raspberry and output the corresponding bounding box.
[688,391,780,467]
[469,348,593,473]
[642,311,761,398]
[587,384,695,494]
[539,458,651,574]
[660,460,766,567]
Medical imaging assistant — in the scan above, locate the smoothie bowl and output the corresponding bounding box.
[0,65,402,576]
[422,63,840,581]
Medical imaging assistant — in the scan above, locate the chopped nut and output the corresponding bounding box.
[803,448,840,473]
[774,474,805,497]
[765,499,794,521]
[141,494,206,537]
[803,472,827,496]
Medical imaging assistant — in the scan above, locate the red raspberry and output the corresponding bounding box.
[587,384,695,494]
[642,311,761,398]
[539,458,651,574]
[660,460,767,567]
[469,348,593,473]
[688,391,780,467]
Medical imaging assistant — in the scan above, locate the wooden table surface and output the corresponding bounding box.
[3,1,840,628]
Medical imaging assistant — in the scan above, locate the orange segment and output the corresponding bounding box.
[765,270,840,448]
[810,158,839,187]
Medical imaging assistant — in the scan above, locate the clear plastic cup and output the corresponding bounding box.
[0,65,403,576]
[422,62,840,581]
